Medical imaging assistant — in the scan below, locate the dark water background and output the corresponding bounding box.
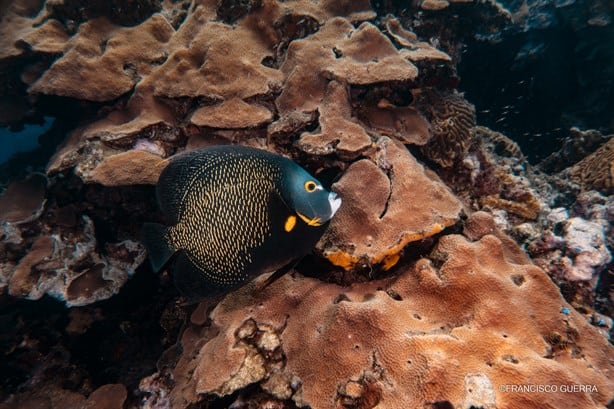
[0,118,52,164]
[459,0,614,162]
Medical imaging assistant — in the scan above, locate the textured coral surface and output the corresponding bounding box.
[1,0,464,305]
[571,138,614,195]
[0,383,127,409]
[175,232,613,409]
[318,137,462,270]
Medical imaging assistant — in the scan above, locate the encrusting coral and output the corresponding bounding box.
[1,213,146,307]
[167,223,613,409]
[382,16,453,63]
[570,137,614,195]
[276,17,418,118]
[0,174,48,224]
[317,137,462,270]
[0,3,68,62]
[29,15,174,102]
[0,383,127,409]
[295,80,374,160]
[416,89,476,168]
[88,149,168,186]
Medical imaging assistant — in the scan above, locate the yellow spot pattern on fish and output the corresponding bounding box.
[168,154,281,287]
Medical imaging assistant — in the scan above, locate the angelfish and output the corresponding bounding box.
[142,145,342,299]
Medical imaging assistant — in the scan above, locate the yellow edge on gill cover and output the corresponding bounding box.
[325,221,450,271]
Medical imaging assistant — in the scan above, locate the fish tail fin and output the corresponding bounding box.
[142,222,176,272]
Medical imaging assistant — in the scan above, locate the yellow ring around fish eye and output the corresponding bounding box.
[304,181,317,192]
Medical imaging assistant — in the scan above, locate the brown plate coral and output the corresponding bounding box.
[169,229,613,409]
[318,137,462,271]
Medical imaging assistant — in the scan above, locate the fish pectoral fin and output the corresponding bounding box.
[284,215,297,232]
[142,222,176,272]
[255,258,301,292]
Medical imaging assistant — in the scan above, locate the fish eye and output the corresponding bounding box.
[304,180,317,192]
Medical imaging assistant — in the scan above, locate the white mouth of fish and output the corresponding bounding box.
[328,192,342,218]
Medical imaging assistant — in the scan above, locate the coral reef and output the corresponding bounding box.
[539,128,611,174]
[423,122,613,342]
[318,137,462,270]
[0,383,127,409]
[167,231,613,409]
[434,125,543,222]
[526,192,613,327]
[416,89,476,168]
[1,0,613,408]
[1,212,146,306]
[570,137,614,195]
[0,174,150,306]
[475,128,542,221]
[1,0,463,305]
[12,0,458,184]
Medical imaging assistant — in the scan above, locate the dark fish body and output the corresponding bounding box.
[143,145,341,299]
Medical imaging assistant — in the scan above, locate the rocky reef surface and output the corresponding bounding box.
[0,0,612,408]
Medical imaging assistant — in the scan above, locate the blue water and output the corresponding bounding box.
[0,117,53,164]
